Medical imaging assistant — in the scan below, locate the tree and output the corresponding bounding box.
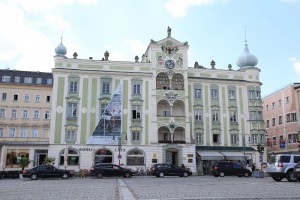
[17,157,31,171]
[43,157,56,165]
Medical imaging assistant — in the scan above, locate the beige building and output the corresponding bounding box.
[0,69,53,171]
[263,83,300,156]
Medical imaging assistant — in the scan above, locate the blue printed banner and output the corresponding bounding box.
[87,82,123,144]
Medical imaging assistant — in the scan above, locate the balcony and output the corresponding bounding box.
[158,140,186,144]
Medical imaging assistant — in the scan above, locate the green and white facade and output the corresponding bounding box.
[49,28,265,174]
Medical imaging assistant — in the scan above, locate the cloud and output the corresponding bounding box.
[280,0,298,3]
[0,0,96,72]
[164,0,214,18]
[290,57,300,77]
[126,39,147,55]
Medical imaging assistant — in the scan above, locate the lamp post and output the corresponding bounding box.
[238,133,250,167]
[113,132,127,166]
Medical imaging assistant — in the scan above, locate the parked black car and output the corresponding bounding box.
[90,163,136,178]
[211,161,251,177]
[22,165,73,180]
[293,161,300,182]
[150,163,192,178]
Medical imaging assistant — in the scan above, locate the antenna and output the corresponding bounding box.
[244,26,247,45]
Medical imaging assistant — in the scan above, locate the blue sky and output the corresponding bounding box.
[0,0,299,96]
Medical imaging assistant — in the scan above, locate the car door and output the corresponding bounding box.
[36,165,47,178]
[46,165,60,178]
[233,163,243,176]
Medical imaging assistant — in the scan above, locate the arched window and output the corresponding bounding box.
[59,149,79,165]
[94,149,112,164]
[127,149,145,166]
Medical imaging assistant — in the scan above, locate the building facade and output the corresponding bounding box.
[48,28,265,174]
[263,83,300,156]
[0,69,53,171]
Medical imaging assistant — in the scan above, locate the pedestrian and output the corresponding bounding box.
[246,164,252,172]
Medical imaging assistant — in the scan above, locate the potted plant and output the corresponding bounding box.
[17,157,31,178]
[43,156,56,165]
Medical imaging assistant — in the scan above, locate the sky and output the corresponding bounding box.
[0,0,299,97]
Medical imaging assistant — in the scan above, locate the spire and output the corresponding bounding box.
[55,36,67,56]
[167,26,171,37]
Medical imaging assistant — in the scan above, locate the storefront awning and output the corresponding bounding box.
[219,151,247,161]
[196,151,225,160]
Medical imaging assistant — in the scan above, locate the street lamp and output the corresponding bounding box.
[113,132,128,166]
[238,133,251,167]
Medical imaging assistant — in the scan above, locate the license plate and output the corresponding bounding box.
[296,168,300,172]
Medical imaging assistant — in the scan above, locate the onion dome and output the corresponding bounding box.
[236,40,258,68]
[55,37,67,56]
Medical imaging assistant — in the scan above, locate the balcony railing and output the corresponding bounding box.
[158,140,186,144]
[0,137,49,144]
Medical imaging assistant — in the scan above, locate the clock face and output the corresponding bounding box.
[165,60,175,69]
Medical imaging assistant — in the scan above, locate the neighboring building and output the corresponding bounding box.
[263,83,300,156]
[0,69,53,171]
[49,28,265,174]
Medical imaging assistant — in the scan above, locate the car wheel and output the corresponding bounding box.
[297,178,300,182]
[244,172,249,177]
[286,171,297,182]
[124,172,131,178]
[213,174,218,177]
[62,173,69,179]
[96,172,103,179]
[183,172,188,177]
[272,177,283,182]
[220,172,225,177]
[31,174,38,180]
[159,172,164,178]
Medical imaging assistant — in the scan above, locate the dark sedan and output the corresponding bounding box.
[22,165,73,180]
[293,162,300,182]
[150,163,192,178]
[90,163,136,178]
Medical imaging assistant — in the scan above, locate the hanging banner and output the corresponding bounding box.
[87,82,123,144]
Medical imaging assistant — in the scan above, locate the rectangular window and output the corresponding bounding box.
[288,133,298,143]
[286,96,289,104]
[9,128,16,137]
[33,110,40,119]
[162,110,171,117]
[0,108,5,118]
[132,105,141,119]
[291,113,297,121]
[228,90,236,99]
[24,77,32,83]
[24,94,29,102]
[212,110,219,122]
[278,100,281,107]
[13,94,18,101]
[196,132,203,143]
[21,128,27,138]
[249,111,256,120]
[287,113,291,123]
[213,133,220,143]
[249,90,256,99]
[279,116,282,125]
[47,78,53,85]
[11,109,17,118]
[252,134,258,144]
[272,118,275,126]
[46,95,51,102]
[231,134,239,144]
[32,128,38,138]
[69,81,78,92]
[266,120,269,128]
[42,128,49,138]
[2,93,7,101]
[102,82,110,94]
[100,104,107,116]
[66,130,76,140]
[132,131,140,141]
[266,105,269,111]
[36,78,42,84]
[0,128,3,137]
[2,76,11,82]
[211,89,218,99]
[22,109,29,118]
[67,103,78,118]
[45,110,51,119]
[35,95,40,102]
[256,91,261,99]
[14,76,20,83]
[195,89,202,98]
[272,102,275,109]
[230,111,237,122]
[133,84,141,95]
[195,109,203,121]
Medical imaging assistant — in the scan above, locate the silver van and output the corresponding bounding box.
[267,154,300,182]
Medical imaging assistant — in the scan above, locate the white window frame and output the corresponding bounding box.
[11,109,17,118]
[21,128,27,138]
[2,93,7,101]
[212,110,219,122]
[195,89,202,98]
[9,128,16,137]
[36,78,42,84]
[15,76,20,83]
[132,105,141,119]
[24,77,32,84]
[132,131,140,141]
[249,90,256,99]
[45,110,51,119]
[0,128,3,137]
[69,81,78,92]
[24,94,30,102]
[133,84,141,95]
[211,89,218,99]
[32,128,39,138]
[230,111,237,122]
[228,90,236,99]
[195,109,203,121]
[195,132,203,143]
[23,109,29,119]
[67,103,78,118]
[66,130,76,140]
[231,134,239,144]
[47,78,53,85]
[33,110,40,119]
[35,95,40,102]
[102,82,110,94]
[2,76,11,82]
[0,108,5,118]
